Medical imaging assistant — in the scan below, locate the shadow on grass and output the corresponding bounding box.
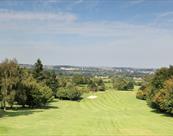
[150,109,173,118]
[0,105,58,118]
[57,97,83,102]
[0,110,42,118]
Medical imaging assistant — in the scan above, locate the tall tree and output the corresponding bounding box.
[33,59,44,80]
[0,59,19,110]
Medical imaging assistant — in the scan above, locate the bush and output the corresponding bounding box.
[113,77,134,91]
[56,86,82,101]
[136,84,149,100]
[0,59,54,110]
[16,74,53,107]
[25,82,53,107]
[97,79,105,91]
[140,66,173,114]
[87,78,106,92]
[88,82,98,92]
[98,85,105,91]
[147,78,173,114]
[136,90,147,100]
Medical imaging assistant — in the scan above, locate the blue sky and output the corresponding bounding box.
[0,0,173,68]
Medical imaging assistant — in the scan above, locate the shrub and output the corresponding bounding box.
[88,82,98,92]
[136,84,149,100]
[87,78,106,92]
[113,77,134,91]
[97,79,105,91]
[148,78,173,114]
[56,86,82,101]
[25,81,53,107]
[17,74,53,107]
[98,85,105,91]
[0,58,54,110]
[142,66,173,114]
[136,90,147,100]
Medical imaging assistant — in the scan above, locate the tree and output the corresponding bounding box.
[18,75,53,107]
[138,66,173,114]
[136,85,150,100]
[0,59,54,109]
[15,68,31,107]
[126,81,134,90]
[136,75,153,100]
[97,79,105,91]
[42,71,59,97]
[72,75,84,85]
[113,77,134,91]
[33,59,44,80]
[0,59,19,110]
[56,86,82,101]
[88,81,98,92]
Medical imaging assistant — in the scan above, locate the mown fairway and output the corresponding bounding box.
[1,89,173,136]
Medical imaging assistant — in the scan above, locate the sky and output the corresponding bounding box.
[0,0,173,68]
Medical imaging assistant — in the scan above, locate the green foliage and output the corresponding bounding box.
[16,69,53,107]
[147,67,173,109]
[126,81,134,90]
[26,82,53,107]
[113,77,134,91]
[42,71,59,96]
[0,59,53,110]
[151,66,173,89]
[136,75,153,100]
[136,83,150,100]
[0,59,19,110]
[87,78,105,92]
[33,58,44,80]
[72,75,89,85]
[137,66,173,114]
[58,77,68,87]
[56,86,82,101]
[88,81,98,92]
[6,90,16,108]
[136,90,147,100]
[97,79,105,91]
[147,78,173,114]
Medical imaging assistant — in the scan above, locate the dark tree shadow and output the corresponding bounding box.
[0,110,42,118]
[0,105,58,118]
[150,109,173,118]
[56,97,83,102]
[37,105,59,110]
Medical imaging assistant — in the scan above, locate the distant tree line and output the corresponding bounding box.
[136,66,173,114]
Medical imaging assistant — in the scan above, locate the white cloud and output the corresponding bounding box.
[152,11,173,28]
[0,10,173,67]
[158,11,173,17]
[0,11,77,22]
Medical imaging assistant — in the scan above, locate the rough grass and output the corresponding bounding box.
[1,89,173,136]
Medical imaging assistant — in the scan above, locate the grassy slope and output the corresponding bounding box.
[1,89,173,136]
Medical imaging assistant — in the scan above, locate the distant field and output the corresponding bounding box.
[1,89,173,136]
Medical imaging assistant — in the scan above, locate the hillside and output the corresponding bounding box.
[20,64,155,76]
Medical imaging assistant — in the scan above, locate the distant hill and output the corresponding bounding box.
[20,64,155,77]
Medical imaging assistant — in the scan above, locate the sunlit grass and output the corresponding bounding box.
[1,88,173,136]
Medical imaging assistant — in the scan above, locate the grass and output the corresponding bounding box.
[1,88,173,136]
